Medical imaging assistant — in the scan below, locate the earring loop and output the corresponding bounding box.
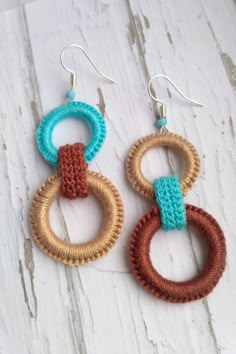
[30,44,124,265]
[127,72,226,302]
[148,73,203,127]
[60,44,116,90]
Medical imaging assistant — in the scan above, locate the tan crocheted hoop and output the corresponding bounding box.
[126,132,200,199]
[30,172,124,265]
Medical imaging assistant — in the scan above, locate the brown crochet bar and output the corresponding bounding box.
[59,143,89,199]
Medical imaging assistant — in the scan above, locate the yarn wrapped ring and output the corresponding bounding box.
[36,101,106,165]
[30,172,124,265]
[130,204,226,303]
[126,133,200,199]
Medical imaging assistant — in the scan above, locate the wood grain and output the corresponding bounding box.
[0,0,235,353]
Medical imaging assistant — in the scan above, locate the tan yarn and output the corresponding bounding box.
[126,132,200,199]
[30,172,124,265]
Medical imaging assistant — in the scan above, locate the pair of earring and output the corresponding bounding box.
[30,44,226,304]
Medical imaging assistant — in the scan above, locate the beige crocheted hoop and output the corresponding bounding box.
[30,171,124,265]
[126,132,200,199]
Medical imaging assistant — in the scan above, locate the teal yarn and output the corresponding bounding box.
[154,175,187,231]
[66,90,76,100]
[156,117,167,128]
[36,101,106,165]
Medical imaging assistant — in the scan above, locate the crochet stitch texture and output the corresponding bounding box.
[59,143,89,199]
[154,175,186,230]
[36,101,106,165]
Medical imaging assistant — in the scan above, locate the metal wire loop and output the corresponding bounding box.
[60,44,116,89]
[148,74,203,120]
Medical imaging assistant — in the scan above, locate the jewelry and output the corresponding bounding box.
[30,44,124,265]
[127,74,226,303]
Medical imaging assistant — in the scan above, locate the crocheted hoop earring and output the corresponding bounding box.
[30,44,124,265]
[127,74,226,303]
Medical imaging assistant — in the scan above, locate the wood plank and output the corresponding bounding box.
[0,0,235,353]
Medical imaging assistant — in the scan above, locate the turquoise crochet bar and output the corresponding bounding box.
[154,175,187,231]
[36,101,106,165]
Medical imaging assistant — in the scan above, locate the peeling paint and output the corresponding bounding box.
[202,299,221,353]
[24,238,38,318]
[167,32,173,45]
[126,0,161,120]
[30,100,41,126]
[229,116,235,140]
[97,88,106,116]
[127,2,147,58]
[128,13,146,52]
[21,7,42,126]
[64,268,87,354]
[142,14,150,29]
[19,260,33,318]
[167,88,172,98]
[221,53,236,89]
[1,1,234,352]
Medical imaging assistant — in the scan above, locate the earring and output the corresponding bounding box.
[30,44,124,265]
[126,74,226,303]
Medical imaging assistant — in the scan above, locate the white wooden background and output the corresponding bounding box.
[0,0,236,353]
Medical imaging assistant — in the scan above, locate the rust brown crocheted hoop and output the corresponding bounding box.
[130,205,226,303]
[30,172,124,265]
[126,133,200,199]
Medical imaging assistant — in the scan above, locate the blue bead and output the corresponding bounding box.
[154,175,187,231]
[36,101,106,165]
[156,117,167,128]
[66,90,76,100]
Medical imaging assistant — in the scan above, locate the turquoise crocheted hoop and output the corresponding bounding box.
[154,175,187,231]
[36,101,106,165]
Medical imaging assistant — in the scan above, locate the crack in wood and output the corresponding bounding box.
[21,7,42,127]
[18,259,34,319]
[97,87,106,116]
[221,53,236,90]
[24,238,37,319]
[64,268,88,354]
[126,0,160,120]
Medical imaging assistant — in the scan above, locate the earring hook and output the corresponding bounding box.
[60,44,116,90]
[148,74,203,118]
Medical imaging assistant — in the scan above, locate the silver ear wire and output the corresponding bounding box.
[60,44,116,90]
[148,74,203,119]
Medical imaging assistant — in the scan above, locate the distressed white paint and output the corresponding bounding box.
[0,0,36,12]
[0,0,236,353]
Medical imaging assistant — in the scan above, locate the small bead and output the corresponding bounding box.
[66,90,76,100]
[156,117,167,128]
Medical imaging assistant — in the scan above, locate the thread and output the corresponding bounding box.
[126,132,200,199]
[30,172,124,265]
[154,175,186,230]
[36,101,106,165]
[129,205,226,303]
[59,143,89,199]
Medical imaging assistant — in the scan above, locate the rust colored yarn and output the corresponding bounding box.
[59,143,89,199]
[130,205,226,303]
